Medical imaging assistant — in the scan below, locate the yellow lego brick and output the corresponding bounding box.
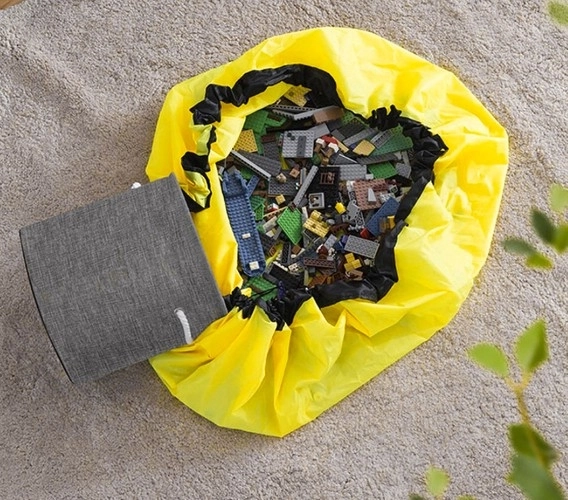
[303,218,329,238]
[336,140,350,153]
[345,252,355,262]
[353,140,375,156]
[284,86,310,107]
[275,194,286,205]
[310,210,323,221]
[234,129,258,153]
[335,202,346,214]
[344,259,362,272]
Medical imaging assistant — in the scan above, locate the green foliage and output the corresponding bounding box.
[550,184,568,212]
[504,184,567,268]
[552,224,568,253]
[515,320,548,375]
[415,183,567,500]
[468,344,509,378]
[426,467,450,497]
[525,252,554,269]
[509,424,558,468]
[531,209,556,245]
[549,1,568,25]
[509,454,565,500]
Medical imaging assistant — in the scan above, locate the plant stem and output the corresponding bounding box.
[509,375,549,469]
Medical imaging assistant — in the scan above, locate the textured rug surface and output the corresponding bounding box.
[1,1,566,498]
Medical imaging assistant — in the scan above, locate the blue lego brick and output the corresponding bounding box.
[246,175,260,198]
[222,170,266,277]
[365,197,400,236]
[344,235,380,259]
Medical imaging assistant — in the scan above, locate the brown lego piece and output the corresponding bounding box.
[353,179,388,211]
[303,258,336,269]
[308,274,328,287]
[313,106,345,124]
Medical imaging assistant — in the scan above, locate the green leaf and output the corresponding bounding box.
[468,344,509,378]
[525,252,553,269]
[457,496,477,500]
[509,424,558,468]
[503,237,537,256]
[509,454,565,500]
[549,1,568,25]
[409,495,427,500]
[531,209,556,245]
[426,467,449,497]
[552,224,568,253]
[515,320,548,375]
[549,184,568,212]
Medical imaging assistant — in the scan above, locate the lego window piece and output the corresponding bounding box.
[308,192,325,209]
[222,170,266,277]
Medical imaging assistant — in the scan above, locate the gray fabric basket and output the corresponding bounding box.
[20,175,227,383]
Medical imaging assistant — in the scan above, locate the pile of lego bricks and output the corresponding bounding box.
[219,86,416,301]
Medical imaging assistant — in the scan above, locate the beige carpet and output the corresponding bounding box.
[1,1,567,498]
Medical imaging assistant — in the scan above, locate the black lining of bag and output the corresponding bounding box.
[184,66,447,328]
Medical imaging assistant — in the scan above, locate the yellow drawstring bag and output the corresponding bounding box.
[146,27,508,437]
